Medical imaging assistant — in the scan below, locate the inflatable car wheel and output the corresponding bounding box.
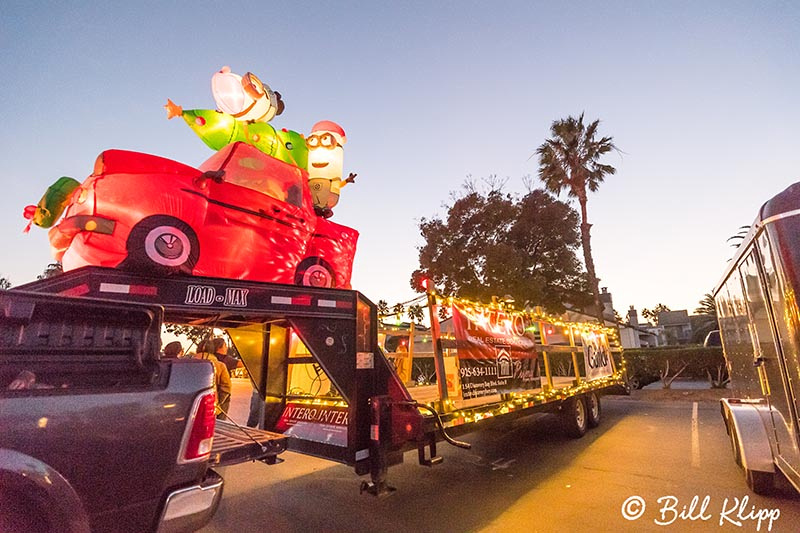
[124,216,199,275]
[295,258,336,288]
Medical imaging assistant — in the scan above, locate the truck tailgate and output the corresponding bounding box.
[211,420,287,466]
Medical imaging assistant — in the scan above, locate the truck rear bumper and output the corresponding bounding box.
[156,469,223,533]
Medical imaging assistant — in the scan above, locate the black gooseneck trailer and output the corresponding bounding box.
[19,266,624,494]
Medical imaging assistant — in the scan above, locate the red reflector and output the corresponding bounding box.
[129,285,157,295]
[60,284,90,297]
[293,295,312,306]
[180,391,216,463]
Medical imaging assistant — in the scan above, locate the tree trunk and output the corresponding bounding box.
[578,195,604,324]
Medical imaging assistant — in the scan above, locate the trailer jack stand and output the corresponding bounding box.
[418,434,443,467]
[359,479,396,497]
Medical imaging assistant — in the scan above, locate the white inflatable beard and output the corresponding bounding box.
[211,70,274,122]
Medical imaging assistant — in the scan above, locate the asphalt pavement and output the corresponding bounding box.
[203,384,800,533]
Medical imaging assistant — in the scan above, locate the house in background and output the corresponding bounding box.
[621,306,661,348]
[601,287,697,347]
[566,288,660,349]
[657,310,693,345]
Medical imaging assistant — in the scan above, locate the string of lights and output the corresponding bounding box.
[429,291,621,345]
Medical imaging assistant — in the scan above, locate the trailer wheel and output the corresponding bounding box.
[295,258,336,288]
[124,216,199,275]
[586,392,601,428]
[745,468,774,495]
[561,396,588,438]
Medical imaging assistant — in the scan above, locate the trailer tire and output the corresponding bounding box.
[561,396,588,438]
[586,392,601,428]
[745,468,774,495]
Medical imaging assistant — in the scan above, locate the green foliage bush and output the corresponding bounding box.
[623,346,726,381]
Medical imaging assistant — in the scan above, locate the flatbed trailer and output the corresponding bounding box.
[18,266,625,493]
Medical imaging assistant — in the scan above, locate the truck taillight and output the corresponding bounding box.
[178,390,216,463]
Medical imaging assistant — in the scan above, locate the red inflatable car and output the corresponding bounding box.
[48,142,358,288]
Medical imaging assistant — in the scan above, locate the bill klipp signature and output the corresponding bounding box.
[621,495,781,531]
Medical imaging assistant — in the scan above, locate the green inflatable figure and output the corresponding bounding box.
[165,100,308,170]
[23,176,80,232]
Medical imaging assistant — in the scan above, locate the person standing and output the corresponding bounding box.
[211,337,242,375]
[162,341,184,358]
[246,389,264,428]
[194,339,232,419]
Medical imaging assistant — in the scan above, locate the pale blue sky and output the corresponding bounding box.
[1,1,798,316]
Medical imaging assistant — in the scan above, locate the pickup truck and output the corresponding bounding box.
[0,290,286,533]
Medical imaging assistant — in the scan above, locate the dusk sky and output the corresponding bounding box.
[2,1,798,318]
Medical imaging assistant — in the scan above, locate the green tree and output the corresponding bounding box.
[641,303,671,325]
[692,292,719,343]
[536,113,618,322]
[407,304,425,323]
[695,293,717,316]
[726,226,750,248]
[37,262,63,280]
[412,183,590,312]
[377,300,390,317]
[163,324,213,352]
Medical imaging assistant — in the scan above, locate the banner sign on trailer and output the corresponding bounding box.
[451,304,540,399]
[582,332,614,381]
[275,402,348,447]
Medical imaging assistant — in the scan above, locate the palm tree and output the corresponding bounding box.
[726,225,751,250]
[37,262,63,280]
[692,292,719,344]
[694,292,717,316]
[536,113,617,322]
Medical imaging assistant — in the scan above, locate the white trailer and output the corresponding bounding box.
[714,181,800,494]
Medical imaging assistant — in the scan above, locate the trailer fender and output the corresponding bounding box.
[720,399,776,475]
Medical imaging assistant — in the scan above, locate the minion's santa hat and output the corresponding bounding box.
[311,120,347,145]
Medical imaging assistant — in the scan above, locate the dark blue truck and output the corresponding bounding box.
[0,290,286,533]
